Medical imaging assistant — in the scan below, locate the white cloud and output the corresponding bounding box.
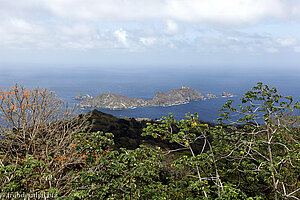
[166,0,286,25]
[140,37,156,46]
[168,42,176,49]
[1,0,300,52]
[56,24,96,36]
[164,20,179,35]
[227,37,240,42]
[10,19,34,33]
[41,0,166,21]
[0,18,119,50]
[114,28,128,47]
[265,47,279,53]
[276,38,298,47]
[38,0,300,25]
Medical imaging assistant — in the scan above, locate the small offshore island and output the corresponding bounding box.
[79,86,216,110]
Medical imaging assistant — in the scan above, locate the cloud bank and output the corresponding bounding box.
[1,0,300,54]
[9,0,300,24]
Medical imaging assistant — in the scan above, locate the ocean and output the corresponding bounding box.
[0,65,299,122]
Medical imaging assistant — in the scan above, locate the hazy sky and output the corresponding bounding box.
[1,0,300,68]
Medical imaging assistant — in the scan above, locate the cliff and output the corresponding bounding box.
[79,86,205,110]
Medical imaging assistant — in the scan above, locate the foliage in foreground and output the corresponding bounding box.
[0,85,90,196]
[0,83,299,199]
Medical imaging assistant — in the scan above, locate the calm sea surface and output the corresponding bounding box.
[0,66,299,121]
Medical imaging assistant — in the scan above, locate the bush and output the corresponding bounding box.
[216,82,300,199]
[142,82,300,199]
[0,85,89,196]
[68,130,166,199]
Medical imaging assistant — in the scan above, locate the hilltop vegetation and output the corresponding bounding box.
[0,83,299,199]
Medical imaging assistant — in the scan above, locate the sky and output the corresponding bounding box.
[1,0,300,69]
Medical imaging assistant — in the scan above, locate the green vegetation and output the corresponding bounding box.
[0,83,299,199]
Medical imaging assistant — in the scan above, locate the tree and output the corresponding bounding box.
[217,82,300,199]
[68,131,167,200]
[0,85,89,195]
[142,82,299,199]
[142,113,227,199]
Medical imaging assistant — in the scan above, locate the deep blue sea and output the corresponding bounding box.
[0,66,299,122]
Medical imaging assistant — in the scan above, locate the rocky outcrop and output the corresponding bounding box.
[206,93,217,99]
[222,92,235,97]
[79,86,205,110]
[75,93,84,100]
[150,86,205,106]
[75,93,92,100]
[135,118,153,122]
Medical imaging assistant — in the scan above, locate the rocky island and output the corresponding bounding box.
[79,86,205,110]
[75,93,92,100]
[206,93,217,99]
[221,92,235,97]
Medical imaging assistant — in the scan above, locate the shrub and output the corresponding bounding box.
[0,85,89,196]
[216,82,300,199]
[68,130,166,199]
[142,82,300,199]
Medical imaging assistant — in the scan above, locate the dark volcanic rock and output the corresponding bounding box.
[86,109,162,149]
[79,86,205,110]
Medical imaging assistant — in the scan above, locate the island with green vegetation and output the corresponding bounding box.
[0,83,299,199]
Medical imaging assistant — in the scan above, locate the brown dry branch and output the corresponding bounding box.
[0,84,91,195]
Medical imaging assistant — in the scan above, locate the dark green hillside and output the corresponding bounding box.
[86,109,148,149]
